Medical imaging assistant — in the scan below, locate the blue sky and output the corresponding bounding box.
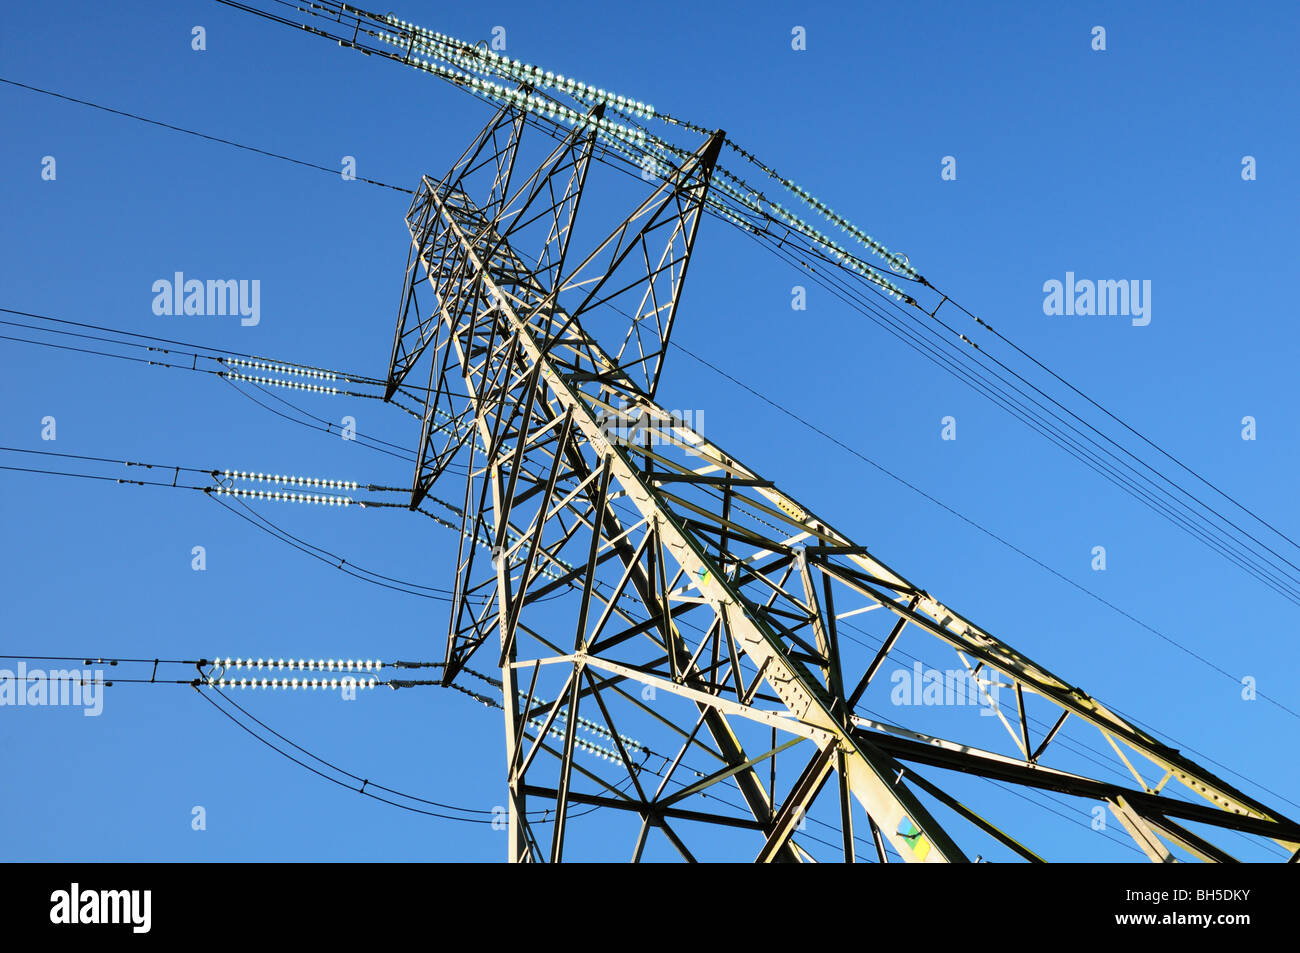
[2,0,1298,861]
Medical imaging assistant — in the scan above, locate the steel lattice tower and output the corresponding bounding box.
[382,102,1300,863]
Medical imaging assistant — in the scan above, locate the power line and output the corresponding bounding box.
[12,304,1300,797]
[206,492,457,601]
[12,436,1293,840]
[666,344,1300,719]
[10,295,1298,721]
[957,301,1300,570]
[192,686,504,824]
[10,68,1298,610]
[12,53,1300,852]
[742,232,1300,606]
[0,77,413,195]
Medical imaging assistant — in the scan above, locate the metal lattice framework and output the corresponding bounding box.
[383,103,1300,863]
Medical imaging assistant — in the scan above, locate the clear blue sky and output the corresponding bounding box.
[2,0,1298,861]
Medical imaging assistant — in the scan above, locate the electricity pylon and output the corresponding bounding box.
[384,101,1300,863]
